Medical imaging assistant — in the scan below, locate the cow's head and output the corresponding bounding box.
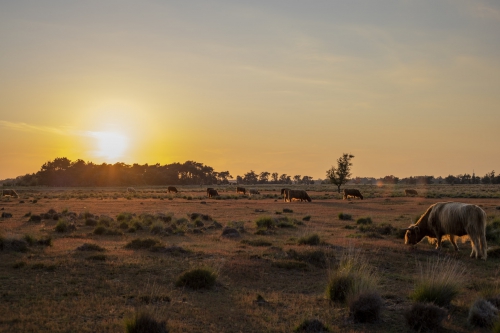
[404,225,422,245]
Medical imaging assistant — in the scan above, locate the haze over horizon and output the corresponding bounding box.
[1,1,499,180]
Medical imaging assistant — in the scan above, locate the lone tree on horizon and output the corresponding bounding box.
[326,153,355,193]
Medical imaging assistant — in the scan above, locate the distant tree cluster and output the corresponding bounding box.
[444,171,500,185]
[234,171,313,185]
[6,157,232,187]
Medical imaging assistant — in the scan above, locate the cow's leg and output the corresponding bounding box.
[449,236,459,252]
[435,234,442,251]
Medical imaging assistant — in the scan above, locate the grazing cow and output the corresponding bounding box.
[2,189,19,198]
[343,189,363,200]
[206,188,214,196]
[127,187,136,193]
[405,189,418,196]
[236,187,246,195]
[207,189,219,198]
[404,202,487,260]
[167,186,178,193]
[287,190,312,202]
[281,188,291,202]
[249,189,260,195]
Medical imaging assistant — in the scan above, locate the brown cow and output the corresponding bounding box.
[281,188,291,202]
[287,190,311,202]
[206,188,214,196]
[167,186,178,193]
[404,202,487,260]
[207,189,219,198]
[405,189,418,196]
[343,189,363,200]
[1,189,19,198]
[236,187,246,195]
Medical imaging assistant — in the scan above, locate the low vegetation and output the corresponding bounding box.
[175,268,217,290]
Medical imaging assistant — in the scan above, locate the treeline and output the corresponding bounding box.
[350,171,500,185]
[3,157,313,187]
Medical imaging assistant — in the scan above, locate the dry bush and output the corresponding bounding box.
[467,298,499,328]
[410,257,466,307]
[125,238,161,250]
[405,302,447,331]
[294,318,330,332]
[298,233,320,246]
[77,243,105,252]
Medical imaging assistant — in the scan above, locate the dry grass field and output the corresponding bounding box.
[1,184,500,332]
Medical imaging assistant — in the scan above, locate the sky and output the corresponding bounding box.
[1,0,500,180]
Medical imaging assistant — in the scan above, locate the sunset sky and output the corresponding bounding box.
[1,1,499,180]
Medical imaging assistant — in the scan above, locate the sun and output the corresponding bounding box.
[90,131,129,160]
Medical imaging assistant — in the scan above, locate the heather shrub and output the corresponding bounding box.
[338,212,352,220]
[349,292,383,323]
[405,302,447,331]
[356,217,372,225]
[175,268,217,290]
[255,216,274,229]
[298,233,320,246]
[294,318,330,332]
[55,219,68,233]
[125,238,161,250]
[467,298,499,328]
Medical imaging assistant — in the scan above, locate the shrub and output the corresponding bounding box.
[1,238,28,252]
[55,220,68,233]
[24,234,36,246]
[175,268,217,290]
[28,214,42,222]
[117,212,134,222]
[255,216,274,229]
[124,311,169,333]
[405,302,447,331]
[77,243,105,252]
[356,217,372,225]
[241,239,272,247]
[302,215,311,221]
[85,218,98,226]
[467,298,499,328]
[326,274,355,303]
[349,292,383,323]
[410,257,466,307]
[93,226,107,235]
[272,260,309,271]
[150,224,164,235]
[294,319,330,332]
[338,212,352,220]
[298,233,320,246]
[125,238,161,250]
[283,208,293,213]
[287,249,328,268]
[87,254,106,261]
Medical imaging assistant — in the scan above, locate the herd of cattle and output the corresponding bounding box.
[2,186,489,260]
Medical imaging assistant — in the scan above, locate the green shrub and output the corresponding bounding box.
[405,302,447,331]
[124,311,169,333]
[85,218,98,226]
[24,234,36,246]
[410,257,465,307]
[55,220,70,233]
[298,233,320,246]
[125,238,161,250]
[294,319,330,332]
[175,268,217,290]
[93,226,107,235]
[77,243,105,252]
[255,216,274,229]
[338,212,352,220]
[326,274,355,303]
[356,217,372,225]
[117,212,134,222]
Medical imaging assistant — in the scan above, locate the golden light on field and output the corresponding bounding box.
[89,131,129,161]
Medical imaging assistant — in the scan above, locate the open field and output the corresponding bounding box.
[1,184,500,332]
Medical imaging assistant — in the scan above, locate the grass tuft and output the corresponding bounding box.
[298,233,320,246]
[125,238,161,250]
[349,292,383,323]
[409,257,466,307]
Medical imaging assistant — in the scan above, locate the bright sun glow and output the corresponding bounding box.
[89,131,129,160]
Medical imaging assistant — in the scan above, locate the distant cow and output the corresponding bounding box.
[287,190,311,202]
[127,187,136,193]
[2,189,19,198]
[249,189,260,195]
[281,188,291,202]
[206,188,214,196]
[207,189,219,198]
[167,186,178,193]
[343,189,363,200]
[236,187,246,195]
[404,202,487,260]
[405,189,418,196]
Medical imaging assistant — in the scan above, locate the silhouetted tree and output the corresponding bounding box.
[326,153,354,193]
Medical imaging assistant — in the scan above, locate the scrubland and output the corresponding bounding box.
[1,184,500,332]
